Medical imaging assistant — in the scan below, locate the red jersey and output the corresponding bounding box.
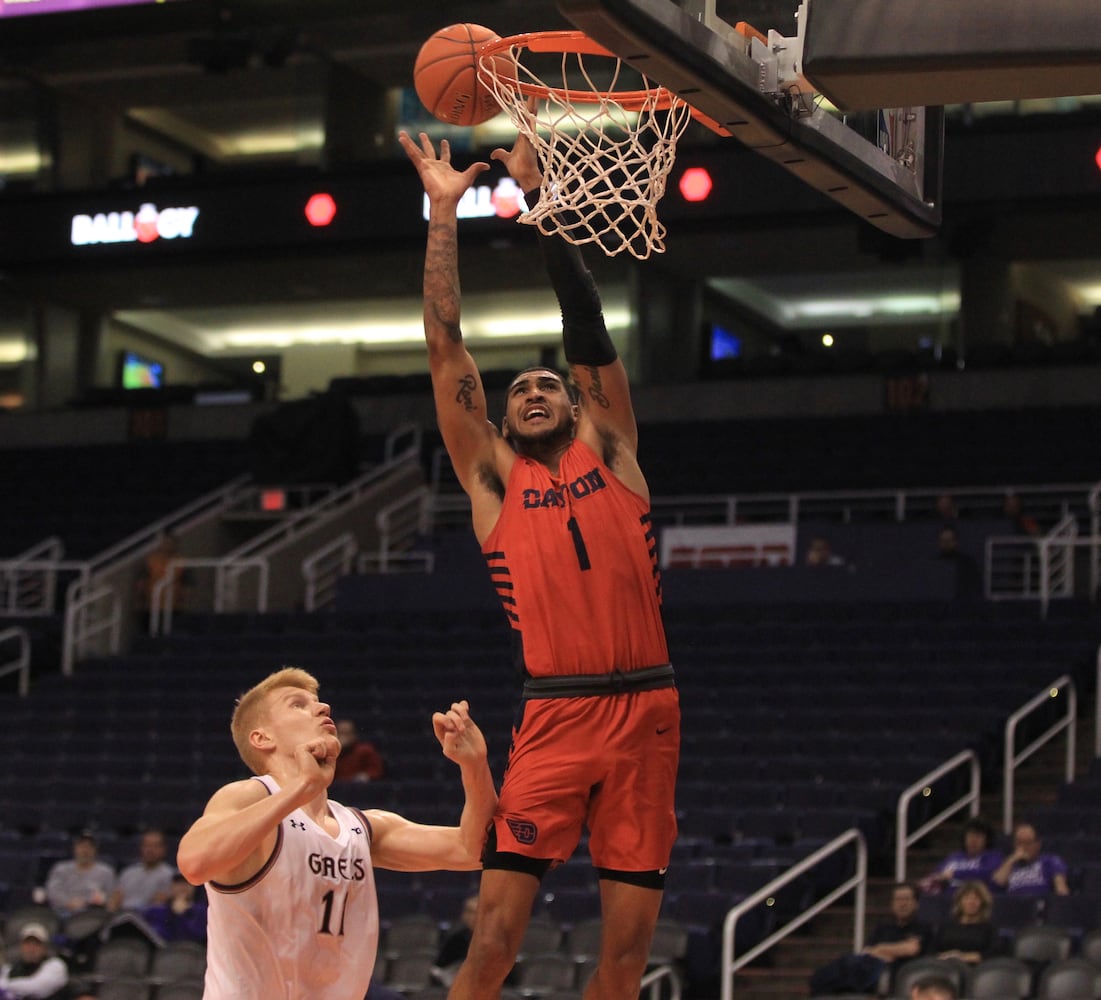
[482,439,668,678]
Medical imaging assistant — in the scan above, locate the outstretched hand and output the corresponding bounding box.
[432,699,488,767]
[399,130,490,204]
[489,131,542,193]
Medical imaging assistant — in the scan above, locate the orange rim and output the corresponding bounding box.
[478,30,683,112]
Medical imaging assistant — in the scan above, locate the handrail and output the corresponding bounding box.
[1039,514,1078,618]
[721,829,866,1000]
[0,627,31,696]
[895,750,981,882]
[223,427,422,563]
[59,471,253,672]
[1089,483,1101,600]
[648,482,1093,529]
[1002,675,1077,834]
[84,473,251,575]
[641,963,681,1000]
[150,556,270,636]
[62,582,120,676]
[302,533,358,612]
[371,485,432,572]
[0,537,66,615]
[1096,645,1101,760]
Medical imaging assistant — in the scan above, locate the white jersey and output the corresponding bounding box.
[203,775,379,1000]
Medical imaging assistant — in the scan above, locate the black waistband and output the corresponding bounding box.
[522,664,675,699]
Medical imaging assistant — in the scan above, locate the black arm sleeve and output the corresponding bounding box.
[525,186,617,367]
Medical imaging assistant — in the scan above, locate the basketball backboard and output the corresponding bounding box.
[556,0,1101,239]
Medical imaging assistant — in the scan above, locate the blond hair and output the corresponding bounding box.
[231,667,319,775]
[952,879,993,922]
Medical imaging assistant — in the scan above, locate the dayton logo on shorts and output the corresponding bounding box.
[506,818,538,845]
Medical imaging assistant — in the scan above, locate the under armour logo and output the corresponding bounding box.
[289,819,306,831]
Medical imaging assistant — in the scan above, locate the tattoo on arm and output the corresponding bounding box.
[425,223,462,345]
[455,373,478,412]
[584,365,611,409]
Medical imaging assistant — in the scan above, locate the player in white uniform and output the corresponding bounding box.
[177,667,497,1000]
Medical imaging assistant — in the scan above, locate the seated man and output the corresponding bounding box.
[809,883,933,995]
[991,822,1070,895]
[0,922,71,1000]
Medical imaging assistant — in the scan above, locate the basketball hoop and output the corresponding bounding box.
[477,30,694,260]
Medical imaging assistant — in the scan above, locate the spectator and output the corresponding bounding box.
[991,822,1070,895]
[935,493,960,527]
[1003,493,1040,536]
[805,537,845,567]
[809,882,933,995]
[134,532,194,631]
[919,817,1003,894]
[45,831,116,920]
[933,880,1001,964]
[141,872,208,944]
[911,974,958,1000]
[333,719,385,783]
[108,829,174,913]
[937,525,983,600]
[432,894,479,987]
[0,921,71,1000]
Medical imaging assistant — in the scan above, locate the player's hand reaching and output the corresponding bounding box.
[432,700,488,767]
[490,132,541,193]
[399,130,490,205]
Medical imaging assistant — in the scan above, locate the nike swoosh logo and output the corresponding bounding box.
[656,726,672,735]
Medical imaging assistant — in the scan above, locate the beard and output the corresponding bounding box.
[506,415,575,453]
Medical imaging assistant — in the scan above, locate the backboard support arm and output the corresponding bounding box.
[557,0,943,238]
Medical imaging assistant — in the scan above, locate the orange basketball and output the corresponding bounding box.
[413,22,513,127]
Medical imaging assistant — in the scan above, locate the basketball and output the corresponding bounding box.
[413,22,513,127]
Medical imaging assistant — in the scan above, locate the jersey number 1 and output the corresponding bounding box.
[567,516,591,571]
[320,888,348,936]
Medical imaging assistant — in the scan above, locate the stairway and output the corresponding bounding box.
[720,710,1096,1000]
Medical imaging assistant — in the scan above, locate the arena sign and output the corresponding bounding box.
[70,202,200,247]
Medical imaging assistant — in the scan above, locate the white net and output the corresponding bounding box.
[478,33,693,260]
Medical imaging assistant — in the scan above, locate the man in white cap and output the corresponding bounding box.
[0,922,71,1000]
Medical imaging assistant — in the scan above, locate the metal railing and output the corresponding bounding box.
[1096,646,1101,760]
[1039,514,1078,617]
[149,557,270,636]
[62,581,120,675]
[0,537,65,615]
[649,482,1093,529]
[426,451,1096,535]
[895,750,981,882]
[303,533,358,612]
[721,829,867,1000]
[365,485,433,573]
[62,473,252,668]
[0,627,31,696]
[1002,675,1077,834]
[641,963,682,1000]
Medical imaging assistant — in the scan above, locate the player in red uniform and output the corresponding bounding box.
[400,126,680,1000]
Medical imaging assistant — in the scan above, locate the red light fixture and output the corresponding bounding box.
[1095,144,1101,173]
[679,167,713,203]
[305,193,337,227]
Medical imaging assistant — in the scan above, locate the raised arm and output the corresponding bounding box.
[177,735,338,886]
[369,700,496,871]
[399,131,504,514]
[491,136,645,495]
